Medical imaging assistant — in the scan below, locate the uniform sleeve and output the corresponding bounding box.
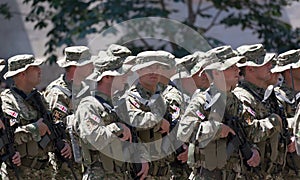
[76,96,122,151]
[233,88,282,143]
[126,94,166,129]
[177,92,222,146]
[44,87,70,122]
[1,91,41,144]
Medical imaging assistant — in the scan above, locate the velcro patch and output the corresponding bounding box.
[196,110,205,120]
[5,109,18,118]
[90,114,101,123]
[56,103,68,114]
[246,106,256,117]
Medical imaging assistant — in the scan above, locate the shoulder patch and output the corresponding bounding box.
[5,109,18,118]
[246,106,256,117]
[56,103,68,113]
[196,110,206,120]
[90,114,101,123]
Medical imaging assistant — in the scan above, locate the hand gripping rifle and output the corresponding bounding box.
[25,90,78,180]
[0,112,20,180]
[224,116,253,164]
[278,104,298,175]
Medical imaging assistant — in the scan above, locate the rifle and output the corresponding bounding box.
[0,112,20,179]
[278,104,298,175]
[224,116,253,162]
[0,122,20,179]
[25,90,78,180]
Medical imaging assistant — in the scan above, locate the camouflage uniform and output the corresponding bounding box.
[125,51,179,179]
[1,55,55,179]
[272,49,300,178]
[44,46,94,180]
[178,46,255,179]
[234,44,283,178]
[75,54,133,180]
[164,52,211,180]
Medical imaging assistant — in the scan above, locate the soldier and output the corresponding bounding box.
[75,54,139,179]
[177,46,260,179]
[0,60,21,179]
[172,51,210,98]
[43,46,94,179]
[1,54,72,179]
[125,50,177,179]
[233,44,284,178]
[272,49,300,177]
[44,46,93,125]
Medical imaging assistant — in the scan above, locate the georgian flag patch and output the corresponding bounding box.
[196,110,205,120]
[90,114,101,123]
[5,109,18,118]
[246,106,256,117]
[56,103,68,114]
[130,98,140,108]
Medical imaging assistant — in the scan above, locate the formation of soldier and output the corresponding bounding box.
[0,43,300,180]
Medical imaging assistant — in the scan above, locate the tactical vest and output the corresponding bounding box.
[190,89,241,171]
[6,88,52,169]
[80,95,126,174]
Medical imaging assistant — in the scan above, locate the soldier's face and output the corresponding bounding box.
[223,65,240,88]
[254,61,272,82]
[137,64,161,86]
[192,69,209,89]
[291,68,300,80]
[24,66,41,87]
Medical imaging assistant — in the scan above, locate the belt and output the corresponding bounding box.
[21,157,49,170]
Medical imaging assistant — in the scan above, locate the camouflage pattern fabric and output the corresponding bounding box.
[233,81,283,178]
[1,87,54,179]
[43,74,83,180]
[126,82,173,178]
[75,91,129,178]
[177,85,244,179]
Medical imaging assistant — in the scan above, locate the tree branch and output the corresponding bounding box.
[186,0,196,25]
[205,9,222,32]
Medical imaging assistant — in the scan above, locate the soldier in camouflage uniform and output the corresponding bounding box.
[75,54,139,179]
[172,51,210,101]
[125,50,179,179]
[43,46,94,179]
[177,46,260,180]
[233,44,284,178]
[272,49,300,177]
[0,60,22,178]
[1,54,72,179]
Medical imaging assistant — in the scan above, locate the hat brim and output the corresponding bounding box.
[4,58,45,79]
[87,64,132,82]
[131,61,169,71]
[171,71,190,80]
[203,56,245,72]
[237,53,275,67]
[57,57,93,68]
[271,61,300,73]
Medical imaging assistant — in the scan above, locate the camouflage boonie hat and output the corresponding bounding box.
[106,44,132,58]
[236,44,275,67]
[131,51,175,71]
[4,54,45,79]
[175,53,199,78]
[203,45,246,71]
[87,54,128,82]
[57,46,92,68]
[271,49,300,73]
[0,59,5,72]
